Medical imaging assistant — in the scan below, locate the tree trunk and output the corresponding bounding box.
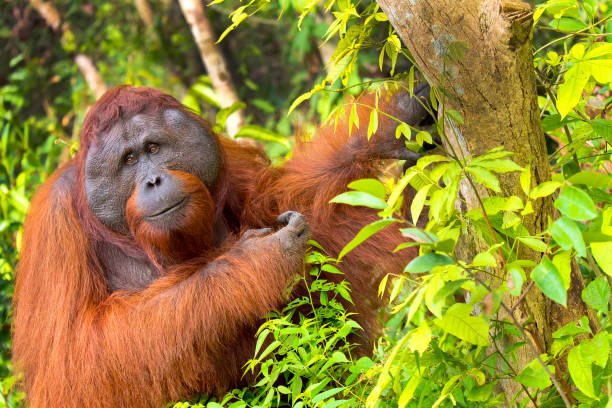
[178,0,246,137]
[376,0,592,404]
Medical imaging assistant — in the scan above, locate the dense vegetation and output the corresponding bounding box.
[1,0,611,406]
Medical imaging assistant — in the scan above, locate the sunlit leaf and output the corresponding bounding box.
[467,166,500,192]
[398,374,421,408]
[436,303,489,346]
[550,216,586,257]
[557,63,590,119]
[338,219,397,261]
[529,181,561,199]
[531,257,567,306]
[411,184,431,225]
[408,321,431,355]
[330,191,386,209]
[347,178,386,199]
[404,253,454,273]
[517,236,547,252]
[516,359,553,390]
[554,186,597,221]
[592,241,612,276]
[582,278,610,313]
[508,266,525,296]
[568,345,596,398]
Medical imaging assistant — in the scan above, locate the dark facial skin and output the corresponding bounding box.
[85,109,220,233]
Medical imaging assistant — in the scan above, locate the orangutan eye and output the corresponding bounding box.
[124,152,137,165]
[148,143,160,154]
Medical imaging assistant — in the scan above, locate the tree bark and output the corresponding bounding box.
[178,0,246,137]
[376,0,592,404]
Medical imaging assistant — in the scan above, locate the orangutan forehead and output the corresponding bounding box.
[99,109,187,143]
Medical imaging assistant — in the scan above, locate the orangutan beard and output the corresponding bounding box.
[126,170,215,269]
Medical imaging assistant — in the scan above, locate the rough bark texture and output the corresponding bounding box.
[376,0,591,404]
[178,0,246,137]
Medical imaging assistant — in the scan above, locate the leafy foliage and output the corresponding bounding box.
[2,0,612,407]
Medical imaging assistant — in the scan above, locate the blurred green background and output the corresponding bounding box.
[0,0,397,392]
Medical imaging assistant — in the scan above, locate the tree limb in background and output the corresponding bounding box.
[178,0,246,137]
[134,0,154,28]
[74,54,107,99]
[29,0,60,30]
[29,0,108,100]
[376,0,592,405]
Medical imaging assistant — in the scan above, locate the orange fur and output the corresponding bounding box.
[12,86,422,407]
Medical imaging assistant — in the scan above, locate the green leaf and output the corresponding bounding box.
[216,101,246,129]
[582,278,610,313]
[330,191,387,209]
[552,251,572,290]
[366,332,411,408]
[554,186,598,221]
[400,228,439,243]
[398,374,421,408]
[415,131,432,145]
[436,303,489,346]
[583,332,609,368]
[585,59,612,83]
[568,345,596,398]
[288,86,320,114]
[321,264,343,274]
[387,171,417,211]
[347,178,386,199]
[550,17,587,31]
[367,109,378,140]
[416,154,450,169]
[348,103,359,135]
[508,266,525,296]
[517,236,548,252]
[557,63,590,119]
[338,219,396,261]
[312,387,345,404]
[395,122,411,140]
[531,257,567,306]
[584,43,612,59]
[529,181,562,199]
[516,359,553,390]
[446,109,464,124]
[568,171,612,188]
[550,216,586,257]
[408,321,431,355]
[473,159,523,173]
[234,125,290,147]
[592,241,612,276]
[467,166,500,192]
[520,162,531,196]
[591,118,612,141]
[411,185,432,224]
[404,253,454,273]
[480,196,524,215]
[472,252,497,267]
